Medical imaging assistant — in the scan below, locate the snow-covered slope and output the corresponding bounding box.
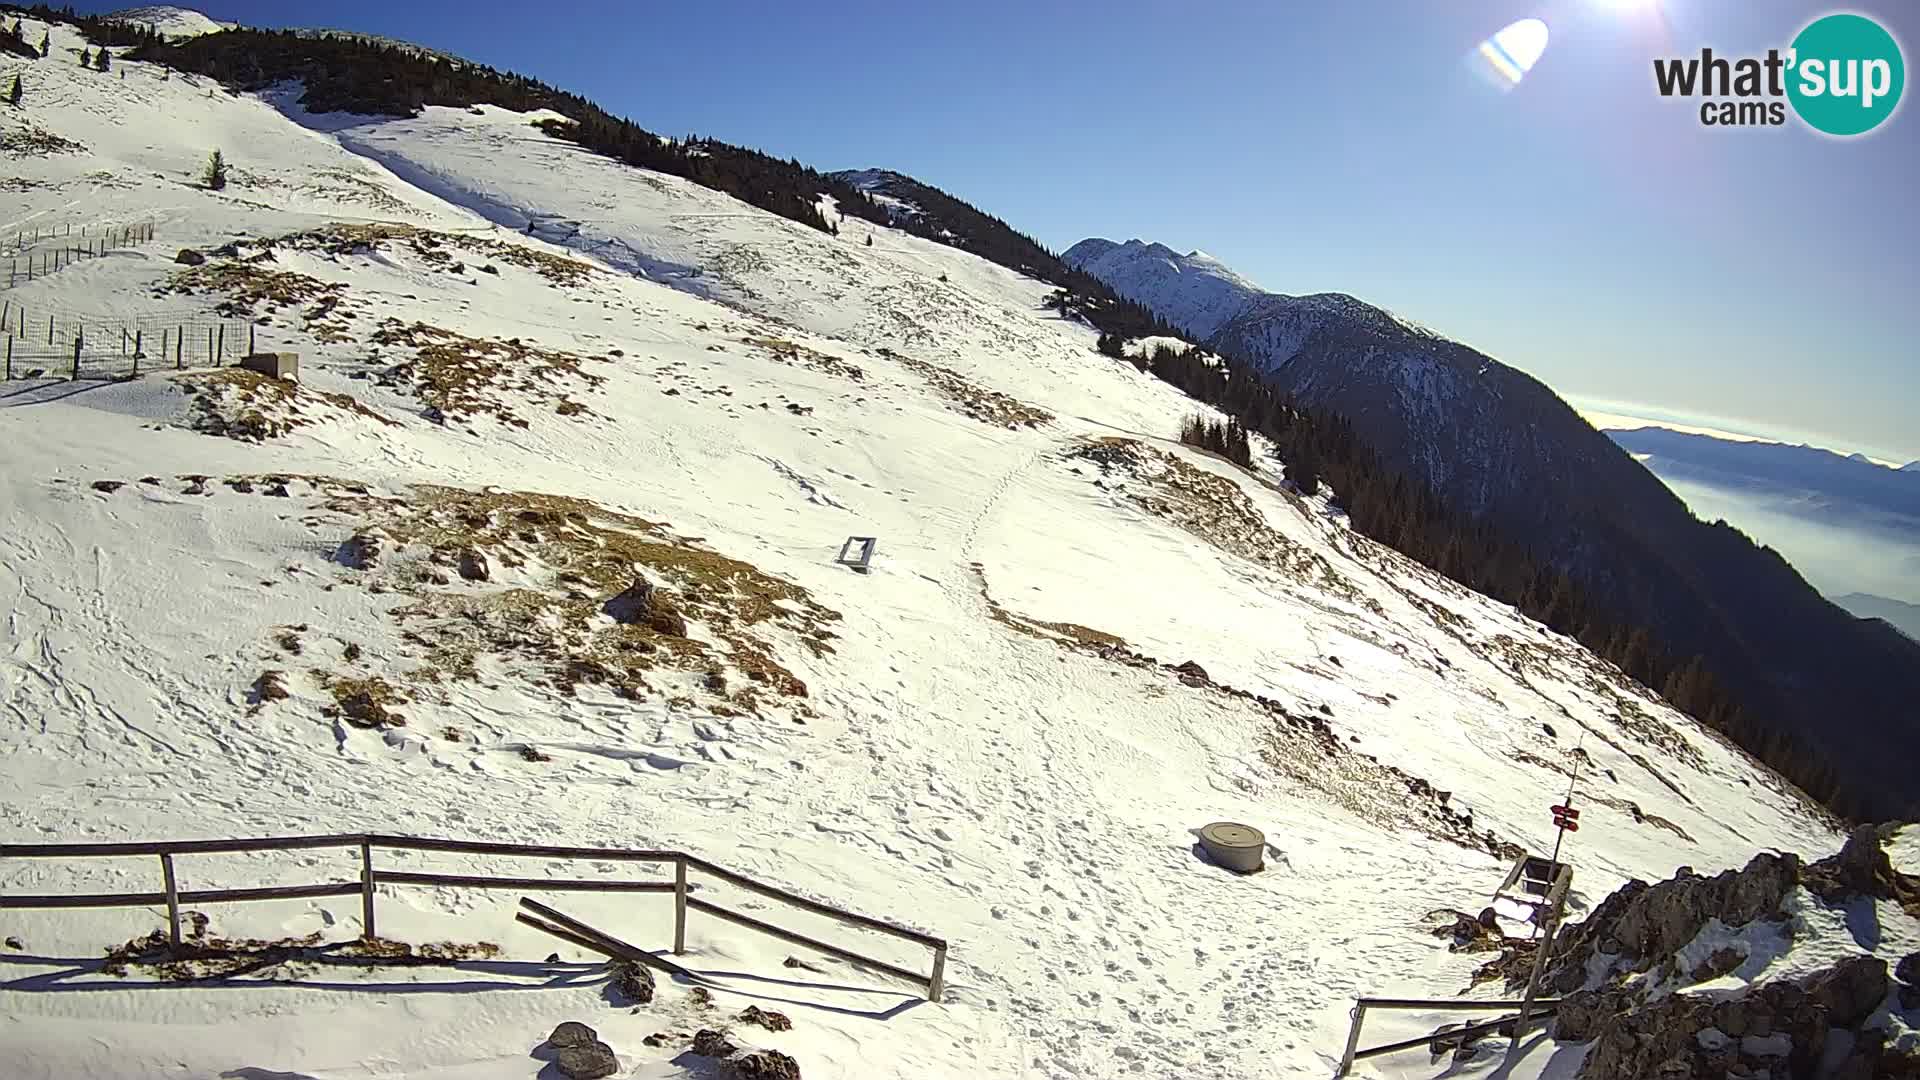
[105,4,233,39]
[1062,238,1267,340]
[0,14,1849,1080]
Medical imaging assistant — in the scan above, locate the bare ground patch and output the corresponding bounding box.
[310,483,840,723]
[737,335,868,383]
[178,368,399,442]
[278,223,596,287]
[369,320,607,427]
[1069,439,1353,596]
[881,348,1051,428]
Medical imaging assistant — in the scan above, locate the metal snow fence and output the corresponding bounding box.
[0,300,249,381]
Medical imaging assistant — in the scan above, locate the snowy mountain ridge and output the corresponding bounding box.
[1065,233,1920,824]
[0,10,1885,1079]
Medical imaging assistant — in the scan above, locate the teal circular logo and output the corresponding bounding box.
[1787,13,1905,136]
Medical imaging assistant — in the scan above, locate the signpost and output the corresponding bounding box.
[1508,736,1586,1059]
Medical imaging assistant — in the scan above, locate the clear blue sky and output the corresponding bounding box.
[88,1,1920,461]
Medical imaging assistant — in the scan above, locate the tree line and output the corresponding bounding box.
[1123,336,1859,818]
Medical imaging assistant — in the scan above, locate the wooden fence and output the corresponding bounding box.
[0,833,949,1002]
[0,300,250,381]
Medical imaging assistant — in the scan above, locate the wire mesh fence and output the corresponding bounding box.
[0,300,253,381]
[3,222,160,286]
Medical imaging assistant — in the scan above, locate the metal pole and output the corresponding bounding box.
[160,854,182,948]
[1338,1002,1367,1076]
[673,857,688,955]
[359,840,377,940]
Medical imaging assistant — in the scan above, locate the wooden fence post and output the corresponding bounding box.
[160,854,182,949]
[207,327,214,365]
[71,331,81,380]
[216,325,224,361]
[673,857,688,955]
[929,942,948,1003]
[133,331,142,377]
[359,840,377,940]
[5,336,11,381]
[248,324,255,354]
[176,326,183,369]
[48,315,54,346]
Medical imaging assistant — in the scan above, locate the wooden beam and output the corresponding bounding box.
[686,896,929,991]
[374,870,675,893]
[685,856,946,949]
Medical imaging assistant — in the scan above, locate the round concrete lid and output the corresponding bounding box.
[1199,821,1264,849]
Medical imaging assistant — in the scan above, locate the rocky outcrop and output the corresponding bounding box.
[605,958,654,1005]
[456,546,490,582]
[1805,823,1920,913]
[545,1022,618,1080]
[1543,852,1800,993]
[603,576,653,623]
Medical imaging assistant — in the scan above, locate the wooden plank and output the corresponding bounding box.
[374,870,674,893]
[516,912,623,959]
[685,856,946,949]
[673,857,688,955]
[0,834,365,858]
[359,840,376,941]
[368,835,678,862]
[160,854,181,948]
[516,897,695,980]
[1,882,362,909]
[686,896,929,991]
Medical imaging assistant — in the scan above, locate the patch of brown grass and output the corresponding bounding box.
[739,336,867,383]
[370,320,605,427]
[102,924,499,981]
[179,368,398,442]
[882,348,1051,428]
[282,223,595,286]
[324,485,839,720]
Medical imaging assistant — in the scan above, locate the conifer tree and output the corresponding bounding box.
[7,74,20,107]
[95,48,110,72]
[79,47,90,67]
[39,31,50,58]
[203,148,227,190]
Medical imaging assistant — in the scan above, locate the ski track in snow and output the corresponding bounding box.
[0,15,1857,1080]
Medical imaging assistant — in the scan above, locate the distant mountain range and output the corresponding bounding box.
[1832,594,1920,641]
[1064,238,1920,818]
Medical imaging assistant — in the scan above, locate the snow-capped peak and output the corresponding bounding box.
[105,5,233,39]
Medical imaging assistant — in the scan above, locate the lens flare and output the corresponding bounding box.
[1472,17,1551,91]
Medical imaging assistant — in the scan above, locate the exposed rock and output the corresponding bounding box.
[338,689,396,728]
[603,576,654,623]
[1806,955,1888,1028]
[1543,852,1799,992]
[1691,945,1746,983]
[555,1040,618,1079]
[548,1021,598,1049]
[1551,988,1611,1042]
[647,603,689,637]
[605,958,654,1005]
[91,479,124,494]
[456,546,490,582]
[250,670,289,705]
[1897,951,1919,986]
[264,482,290,497]
[1174,660,1208,686]
[173,248,205,266]
[737,1005,793,1032]
[1541,722,1557,738]
[337,530,383,570]
[691,1029,737,1058]
[731,1049,802,1079]
[1805,823,1920,910]
[4,936,23,950]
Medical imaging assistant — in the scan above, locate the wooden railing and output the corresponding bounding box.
[0,833,948,1002]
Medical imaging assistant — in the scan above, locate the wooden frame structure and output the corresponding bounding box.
[0,833,949,1002]
[836,536,877,573]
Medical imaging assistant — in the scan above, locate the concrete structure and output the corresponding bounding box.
[240,351,299,381]
[1197,821,1264,873]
